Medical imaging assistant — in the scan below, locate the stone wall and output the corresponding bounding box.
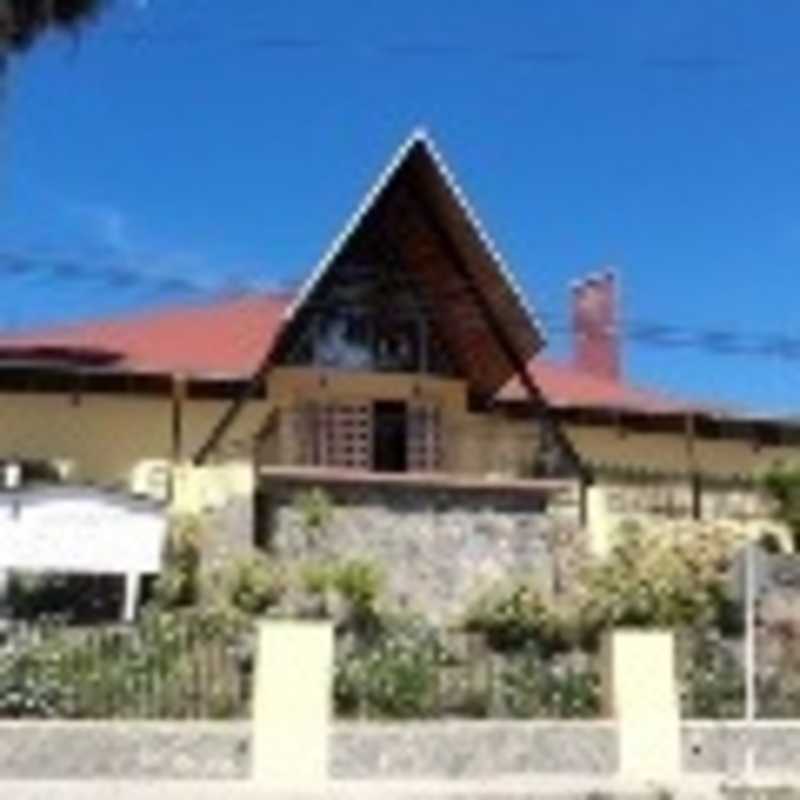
[9,721,800,779]
[0,721,616,780]
[683,722,800,774]
[257,472,582,622]
[0,722,250,780]
[332,722,618,778]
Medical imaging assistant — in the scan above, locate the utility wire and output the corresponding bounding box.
[0,248,798,364]
[32,25,764,73]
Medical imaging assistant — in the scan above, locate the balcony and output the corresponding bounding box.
[255,404,546,481]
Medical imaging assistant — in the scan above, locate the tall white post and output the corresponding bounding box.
[602,629,681,781]
[251,620,334,786]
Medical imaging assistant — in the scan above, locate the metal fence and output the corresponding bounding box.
[677,630,745,719]
[8,613,800,722]
[676,624,800,720]
[0,613,255,719]
[333,626,602,721]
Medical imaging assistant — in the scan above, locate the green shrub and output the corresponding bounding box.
[222,553,287,616]
[762,461,800,550]
[292,557,383,623]
[298,560,333,597]
[152,515,202,610]
[330,558,383,615]
[293,488,334,544]
[463,578,565,653]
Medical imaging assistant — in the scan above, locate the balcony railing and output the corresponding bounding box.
[255,407,543,479]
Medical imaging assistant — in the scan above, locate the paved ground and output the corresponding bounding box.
[0,775,745,800]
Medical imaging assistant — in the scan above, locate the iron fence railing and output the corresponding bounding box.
[0,614,255,719]
[8,614,800,721]
[677,630,745,719]
[333,627,602,721]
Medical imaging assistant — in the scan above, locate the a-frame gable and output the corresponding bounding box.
[197,131,584,477]
[272,129,545,400]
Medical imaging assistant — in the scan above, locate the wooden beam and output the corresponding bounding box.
[408,175,588,481]
[171,373,186,462]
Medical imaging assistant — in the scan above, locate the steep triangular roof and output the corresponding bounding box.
[271,129,545,398]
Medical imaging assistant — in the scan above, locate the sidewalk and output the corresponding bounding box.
[0,774,738,800]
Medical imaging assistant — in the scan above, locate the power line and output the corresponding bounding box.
[0,248,297,298]
[47,26,770,73]
[0,248,799,365]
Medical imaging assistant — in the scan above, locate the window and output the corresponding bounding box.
[296,400,442,472]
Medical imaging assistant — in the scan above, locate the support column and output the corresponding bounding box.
[586,484,614,558]
[171,373,186,463]
[251,620,333,786]
[602,629,681,780]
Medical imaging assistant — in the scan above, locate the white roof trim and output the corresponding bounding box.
[282,129,546,346]
[282,129,424,323]
[416,131,546,345]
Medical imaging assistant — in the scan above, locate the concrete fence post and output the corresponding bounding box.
[602,628,681,781]
[251,619,334,786]
[586,485,614,558]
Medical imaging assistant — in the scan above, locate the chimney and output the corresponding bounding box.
[571,270,621,381]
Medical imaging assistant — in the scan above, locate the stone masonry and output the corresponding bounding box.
[257,474,582,623]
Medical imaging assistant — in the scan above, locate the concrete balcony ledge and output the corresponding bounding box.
[258,465,573,496]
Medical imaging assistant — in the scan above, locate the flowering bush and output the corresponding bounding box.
[334,615,443,719]
[463,519,740,659]
[0,641,74,717]
[582,520,740,630]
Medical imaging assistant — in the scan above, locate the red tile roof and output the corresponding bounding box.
[498,358,697,414]
[0,293,701,414]
[0,294,290,378]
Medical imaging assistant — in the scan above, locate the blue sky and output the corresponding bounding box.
[1,0,799,413]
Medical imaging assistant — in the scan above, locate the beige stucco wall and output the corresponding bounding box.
[0,391,269,491]
[0,369,793,544]
[564,423,798,478]
[265,367,468,413]
[263,367,542,477]
[568,425,795,555]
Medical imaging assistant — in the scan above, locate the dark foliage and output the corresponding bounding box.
[1,0,106,51]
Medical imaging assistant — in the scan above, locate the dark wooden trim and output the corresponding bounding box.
[499,401,800,446]
[171,374,185,462]
[0,367,262,400]
[193,350,276,464]
[408,172,588,481]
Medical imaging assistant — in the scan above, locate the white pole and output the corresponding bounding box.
[743,541,756,778]
[122,573,140,623]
